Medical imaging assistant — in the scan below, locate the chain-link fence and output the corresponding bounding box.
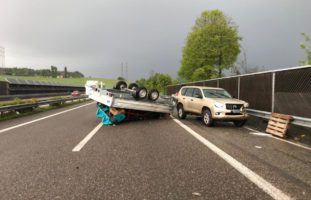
[167,65,311,118]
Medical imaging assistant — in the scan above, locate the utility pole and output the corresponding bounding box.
[125,62,128,80]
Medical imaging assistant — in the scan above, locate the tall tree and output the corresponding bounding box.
[51,66,58,78]
[179,10,241,81]
[136,73,173,93]
[300,32,311,65]
[64,66,68,78]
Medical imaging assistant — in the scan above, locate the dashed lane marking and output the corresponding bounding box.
[72,122,103,152]
[0,102,95,134]
[173,118,292,200]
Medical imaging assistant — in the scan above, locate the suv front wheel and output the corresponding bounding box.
[177,104,187,119]
[202,109,214,127]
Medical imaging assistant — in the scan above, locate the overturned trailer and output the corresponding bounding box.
[85,80,174,125]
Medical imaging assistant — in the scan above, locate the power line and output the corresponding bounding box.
[121,62,124,78]
[125,62,128,80]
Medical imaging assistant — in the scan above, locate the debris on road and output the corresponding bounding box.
[255,145,262,149]
[192,192,202,197]
[266,113,292,137]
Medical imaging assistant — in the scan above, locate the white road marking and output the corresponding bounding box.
[72,122,103,152]
[244,126,261,133]
[249,132,270,136]
[0,102,95,134]
[244,127,311,151]
[173,118,292,200]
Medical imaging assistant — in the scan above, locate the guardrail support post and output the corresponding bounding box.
[238,77,240,99]
[271,72,275,112]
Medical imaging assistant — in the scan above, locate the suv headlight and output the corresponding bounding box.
[214,102,226,109]
[244,103,249,108]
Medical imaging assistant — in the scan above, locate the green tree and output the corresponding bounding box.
[64,66,68,78]
[117,76,126,81]
[300,32,311,65]
[179,9,241,81]
[51,66,58,78]
[146,73,173,93]
[136,78,147,87]
[135,73,173,93]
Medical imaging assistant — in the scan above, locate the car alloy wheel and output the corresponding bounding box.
[178,107,183,118]
[203,112,210,124]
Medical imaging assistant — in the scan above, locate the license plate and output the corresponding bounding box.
[232,110,241,113]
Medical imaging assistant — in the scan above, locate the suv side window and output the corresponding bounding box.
[192,88,202,98]
[181,88,187,96]
[185,88,194,97]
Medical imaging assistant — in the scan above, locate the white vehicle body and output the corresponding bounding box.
[85,80,173,113]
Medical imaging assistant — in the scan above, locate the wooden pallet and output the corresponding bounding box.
[266,113,292,137]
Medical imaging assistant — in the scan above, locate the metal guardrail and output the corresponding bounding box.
[0,92,72,101]
[0,96,88,113]
[247,108,311,128]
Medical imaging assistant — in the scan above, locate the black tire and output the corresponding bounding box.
[133,87,148,99]
[234,120,247,127]
[148,89,159,101]
[115,81,127,90]
[202,108,214,127]
[128,83,139,90]
[177,104,187,119]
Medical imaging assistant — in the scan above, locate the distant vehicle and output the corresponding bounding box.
[175,86,249,127]
[71,90,80,96]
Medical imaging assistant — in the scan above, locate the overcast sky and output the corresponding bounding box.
[0,0,310,79]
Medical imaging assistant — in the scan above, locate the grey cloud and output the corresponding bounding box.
[0,0,310,79]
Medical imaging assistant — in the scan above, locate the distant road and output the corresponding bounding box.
[0,101,310,199]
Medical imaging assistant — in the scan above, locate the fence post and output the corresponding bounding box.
[217,80,219,88]
[271,72,275,112]
[238,77,240,99]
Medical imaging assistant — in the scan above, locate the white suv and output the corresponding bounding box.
[175,86,249,127]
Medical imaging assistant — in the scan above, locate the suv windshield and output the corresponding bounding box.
[202,89,232,98]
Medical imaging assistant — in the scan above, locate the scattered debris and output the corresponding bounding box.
[255,146,262,149]
[266,113,292,138]
[192,192,201,197]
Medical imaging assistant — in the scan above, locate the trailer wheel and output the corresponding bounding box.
[148,89,159,101]
[115,81,127,90]
[128,83,139,90]
[134,87,148,99]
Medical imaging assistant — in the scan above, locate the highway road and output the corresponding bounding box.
[0,101,310,200]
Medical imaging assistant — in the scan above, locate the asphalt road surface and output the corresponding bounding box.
[0,101,310,200]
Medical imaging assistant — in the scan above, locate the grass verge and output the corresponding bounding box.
[0,75,118,88]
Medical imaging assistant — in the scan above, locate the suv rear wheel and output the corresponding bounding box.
[202,109,214,127]
[177,104,187,119]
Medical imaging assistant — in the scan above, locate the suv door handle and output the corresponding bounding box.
[183,98,186,100]
[190,99,193,101]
